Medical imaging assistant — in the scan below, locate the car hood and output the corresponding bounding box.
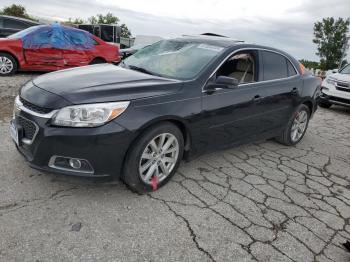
[25,64,182,107]
[329,73,350,82]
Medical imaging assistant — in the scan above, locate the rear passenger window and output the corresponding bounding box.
[262,51,289,80]
[3,19,28,30]
[287,60,297,77]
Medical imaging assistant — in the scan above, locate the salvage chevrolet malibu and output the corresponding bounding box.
[11,36,321,193]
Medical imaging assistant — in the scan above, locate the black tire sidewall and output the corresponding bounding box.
[0,53,17,76]
[123,122,184,193]
[284,104,310,145]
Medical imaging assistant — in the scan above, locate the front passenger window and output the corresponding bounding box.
[217,52,257,84]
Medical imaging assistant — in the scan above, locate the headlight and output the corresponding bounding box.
[325,77,336,85]
[51,101,130,127]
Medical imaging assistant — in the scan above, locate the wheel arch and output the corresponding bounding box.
[135,116,192,152]
[302,99,315,115]
[0,50,20,69]
[90,57,106,64]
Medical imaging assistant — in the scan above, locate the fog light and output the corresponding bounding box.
[48,156,94,174]
[69,158,81,169]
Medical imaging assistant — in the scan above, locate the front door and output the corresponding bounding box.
[199,50,264,152]
[23,28,64,70]
[24,48,63,69]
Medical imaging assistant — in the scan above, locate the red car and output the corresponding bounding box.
[0,24,120,76]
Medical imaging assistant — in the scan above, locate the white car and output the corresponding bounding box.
[319,64,350,108]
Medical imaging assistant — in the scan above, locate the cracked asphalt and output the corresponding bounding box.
[0,74,350,262]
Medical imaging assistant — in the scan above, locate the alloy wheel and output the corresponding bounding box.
[290,110,308,143]
[0,56,14,75]
[139,133,179,184]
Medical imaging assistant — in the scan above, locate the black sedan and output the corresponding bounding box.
[11,36,321,193]
[0,15,41,37]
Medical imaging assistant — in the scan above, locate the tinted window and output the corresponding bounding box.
[3,18,28,30]
[340,64,350,74]
[287,60,297,76]
[262,51,288,80]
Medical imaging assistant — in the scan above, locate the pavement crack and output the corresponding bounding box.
[148,194,216,262]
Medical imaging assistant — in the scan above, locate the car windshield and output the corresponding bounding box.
[340,64,350,74]
[7,25,44,39]
[123,40,225,80]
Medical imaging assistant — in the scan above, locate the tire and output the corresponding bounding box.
[0,52,18,76]
[122,122,184,194]
[276,104,310,146]
[318,101,332,108]
[89,58,106,65]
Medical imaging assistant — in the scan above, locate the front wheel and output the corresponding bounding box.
[276,104,310,146]
[122,122,184,193]
[0,53,17,76]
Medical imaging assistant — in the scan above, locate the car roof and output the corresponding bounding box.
[0,15,41,25]
[172,35,297,61]
[177,35,244,47]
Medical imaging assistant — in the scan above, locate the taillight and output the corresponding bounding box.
[299,63,306,75]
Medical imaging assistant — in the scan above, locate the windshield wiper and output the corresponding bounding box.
[128,65,159,76]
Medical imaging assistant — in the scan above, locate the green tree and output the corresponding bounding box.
[66,17,84,25]
[0,4,37,21]
[313,17,350,70]
[120,23,131,38]
[299,59,320,69]
[88,12,119,25]
[85,12,131,38]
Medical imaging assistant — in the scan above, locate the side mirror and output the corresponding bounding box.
[332,69,338,73]
[215,76,239,87]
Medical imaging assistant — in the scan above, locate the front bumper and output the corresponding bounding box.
[320,79,350,107]
[319,90,350,107]
[12,101,134,178]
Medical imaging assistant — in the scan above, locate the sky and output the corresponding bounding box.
[1,0,350,61]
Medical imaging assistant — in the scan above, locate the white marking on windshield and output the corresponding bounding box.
[197,44,224,52]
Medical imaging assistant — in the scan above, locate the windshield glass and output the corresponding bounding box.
[7,25,43,39]
[340,64,350,74]
[123,40,224,79]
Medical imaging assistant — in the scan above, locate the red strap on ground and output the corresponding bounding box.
[151,176,158,191]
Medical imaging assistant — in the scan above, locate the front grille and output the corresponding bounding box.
[18,116,37,140]
[336,81,350,92]
[19,97,52,114]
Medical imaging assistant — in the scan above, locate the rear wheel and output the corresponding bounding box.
[122,122,184,193]
[318,101,332,108]
[276,104,310,146]
[0,53,17,76]
[90,58,106,65]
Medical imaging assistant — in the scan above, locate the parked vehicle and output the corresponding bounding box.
[0,15,41,38]
[11,36,320,193]
[119,43,150,59]
[78,24,121,44]
[0,24,120,75]
[319,64,350,108]
[120,36,163,59]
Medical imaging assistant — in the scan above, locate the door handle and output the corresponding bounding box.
[291,87,298,94]
[253,95,263,102]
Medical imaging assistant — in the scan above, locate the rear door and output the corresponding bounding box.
[255,50,301,131]
[62,30,92,67]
